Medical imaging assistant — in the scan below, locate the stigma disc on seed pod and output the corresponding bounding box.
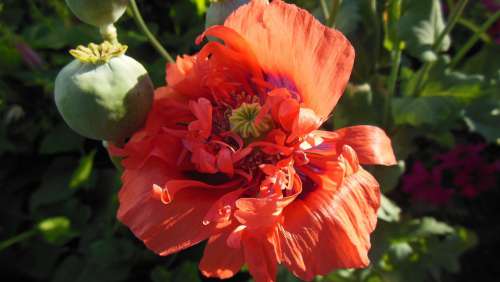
[54,42,154,142]
[65,0,129,27]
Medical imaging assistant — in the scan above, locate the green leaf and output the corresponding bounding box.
[411,217,454,237]
[378,194,402,222]
[463,96,500,144]
[420,71,484,102]
[30,157,78,210]
[392,96,460,127]
[398,0,450,62]
[151,266,172,282]
[418,57,486,103]
[336,0,362,35]
[37,216,76,245]
[52,256,85,282]
[370,160,406,193]
[171,261,201,282]
[87,238,135,266]
[191,0,207,15]
[39,123,83,155]
[69,150,96,189]
[333,83,383,128]
[370,217,475,282]
[388,242,413,262]
[462,44,500,80]
[277,266,302,282]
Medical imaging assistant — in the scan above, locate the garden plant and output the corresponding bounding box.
[0,0,499,282]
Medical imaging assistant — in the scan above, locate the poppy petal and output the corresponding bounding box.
[312,126,397,165]
[242,233,278,282]
[118,160,230,256]
[225,0,355,118]
[277,168,380,280]
[199,225,245,279]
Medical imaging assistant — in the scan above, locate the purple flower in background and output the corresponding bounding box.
[15,42,45,70]
[438,144,499,199]
[402,161,454,205]
[482,0,500,12]
[403,143,499,205]
[482,0,500,43]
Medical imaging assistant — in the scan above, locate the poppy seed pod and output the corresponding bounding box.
[65,0,129,27]
[54,42,153,142]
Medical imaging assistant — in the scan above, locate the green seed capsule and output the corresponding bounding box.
[65,0,129,27]
[54,42,153,142]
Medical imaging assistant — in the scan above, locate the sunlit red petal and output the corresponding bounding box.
[225,0,355,118]
[242,233,278,282]
[199,224,245,279]
[119,184,229,256]
[310,126,397,165]
[277,168,380,280]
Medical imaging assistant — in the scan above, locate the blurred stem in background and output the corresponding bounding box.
[450,11,500,68]
[0,229,37,252]
[320,0,341,27]
[371,0,381,69]
[383,0,403,128]
[411,0,469,97]
[458,18,493,43]
[129,0,175,63]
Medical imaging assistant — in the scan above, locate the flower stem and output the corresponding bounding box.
[450,11,500,68]
[458,18,492,43]
[384,47,402,127]
[410,62,434,97]
[319,0,330,23]
[411,0,468,97]
[129,0,174,63]
[100,24,119,45]
[383,0,402,128]
[0,229,37,252]
[371,0,381,70]
[328,0,341,28]
[320,0,342,27]
[433,0,468,51]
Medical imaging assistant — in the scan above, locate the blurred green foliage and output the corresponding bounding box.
[0,0,498,282]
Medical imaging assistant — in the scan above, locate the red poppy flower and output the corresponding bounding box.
[110,1,396,281]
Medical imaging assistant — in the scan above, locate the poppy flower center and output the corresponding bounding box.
[229,102,273,139]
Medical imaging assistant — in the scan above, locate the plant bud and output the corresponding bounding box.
[65,0,129,27]
[54,42,153,142]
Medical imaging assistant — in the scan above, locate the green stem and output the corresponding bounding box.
[412,0,468,96]
[100,24,119,45]
[433,0,468,51]
[446,0,454,10]
[319,0,330,23]
[410,61,434,97]
[458,18,492,43]
[0,229,37,252]
[129,0,174,63]
[371,0,381,71]
[450,11,500,68]
[328,0,342,27]
[384,47,402,127]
